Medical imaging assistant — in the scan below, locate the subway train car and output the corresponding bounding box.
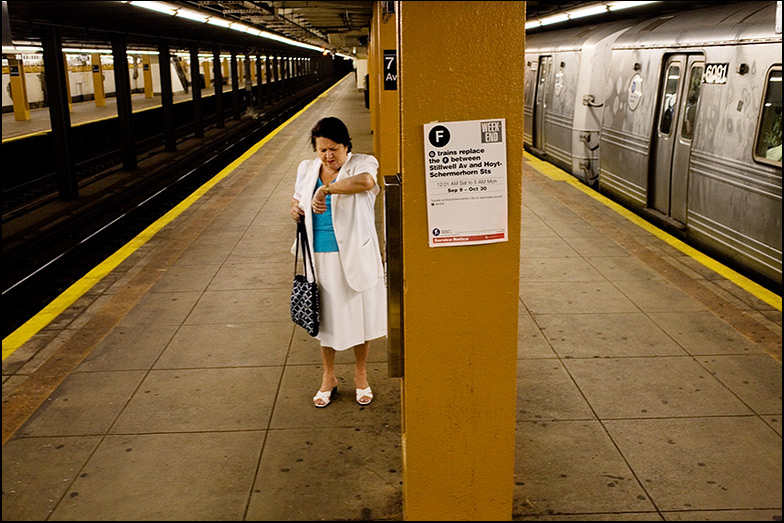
[523,19,638,182]
[523,1,782,289]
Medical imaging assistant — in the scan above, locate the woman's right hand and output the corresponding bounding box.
[291,199,304,222]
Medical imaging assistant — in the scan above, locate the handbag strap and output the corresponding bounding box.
[295,220,316,280]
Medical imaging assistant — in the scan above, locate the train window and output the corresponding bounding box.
[681,64,704,141]
[754,67,782,166]
[659,64,681,135]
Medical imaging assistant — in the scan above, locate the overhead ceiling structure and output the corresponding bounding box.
[4,1,315,54]
[190,1,750,53]
[4,1,374,58]
[4,1,753,58]
[188,1,374,57]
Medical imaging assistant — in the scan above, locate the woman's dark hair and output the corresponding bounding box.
[310,117,352,152]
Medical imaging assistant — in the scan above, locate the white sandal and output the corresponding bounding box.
[313,386,337,408]
[356,386,373,406]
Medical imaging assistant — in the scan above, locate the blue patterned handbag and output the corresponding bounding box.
[291,221,320,336]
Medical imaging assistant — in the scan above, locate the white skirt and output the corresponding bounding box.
[313,251,387,351]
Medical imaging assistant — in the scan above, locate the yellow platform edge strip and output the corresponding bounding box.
[524,151,782,312]
[2,76,346,359]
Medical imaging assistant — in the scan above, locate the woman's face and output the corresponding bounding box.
[315,136,348,172]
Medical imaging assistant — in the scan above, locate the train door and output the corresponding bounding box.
[533,55,552,151]
[649,54,704,224]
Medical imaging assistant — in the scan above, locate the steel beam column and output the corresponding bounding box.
[190,46,204,139]
[40,26,77,200]
[255,53,263,110]
[213,48,224,129]
[230,51,240,120]
[158,41,175,152]
[112,36,137,171]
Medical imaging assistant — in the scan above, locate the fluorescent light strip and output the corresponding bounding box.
[129,0,175,16]
[176,8,208,23]
[569,5,611,19]
[526,1,660,29]
[207,17,232,29]
[608,1,657,11]
[63,47,113,54]
[2,47,244,59]
[540,13,569,26]
[2,45,43,53]
[127,0,332,55]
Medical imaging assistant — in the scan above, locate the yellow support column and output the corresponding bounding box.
[142,54,154,98]
[377,1,399,178]
[202,59,212,89]
[222,58,229,86]
[63,53,72,112]
[396,2,524,520]
[7,56,31,121]
[91,53,106,107]
[370,4,379,156]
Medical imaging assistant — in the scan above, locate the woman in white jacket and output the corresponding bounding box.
[290,117,387,408]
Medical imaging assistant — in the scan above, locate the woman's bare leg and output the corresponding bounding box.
[316,346,339,407]
[354,341,371,402]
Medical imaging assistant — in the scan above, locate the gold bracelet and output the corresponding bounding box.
[324,183,331,195]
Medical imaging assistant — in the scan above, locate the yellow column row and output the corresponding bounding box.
[7,56,31,121]
[376,1,399,179]
[91,53,106,107]
[63,53,72,112]
[5,52,286,116]
[202,60,212,89]
[142,54,154,98]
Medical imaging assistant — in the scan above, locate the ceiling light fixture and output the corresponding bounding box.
[525,1,660,30]
[127,1,331,55]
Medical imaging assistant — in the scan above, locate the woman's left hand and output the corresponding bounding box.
[312,186,327,214]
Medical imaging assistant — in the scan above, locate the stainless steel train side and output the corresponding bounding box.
[524,2,782,289]
[601,1,781,287]
[524,20,638,183]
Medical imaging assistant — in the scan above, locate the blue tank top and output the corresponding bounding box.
[312,178,339,252]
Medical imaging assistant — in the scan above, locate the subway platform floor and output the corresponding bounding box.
[2,75,781,521]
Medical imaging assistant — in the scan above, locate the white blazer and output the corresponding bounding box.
[292,153,383,293]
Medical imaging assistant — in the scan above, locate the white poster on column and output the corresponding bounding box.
[423,118,508,247]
